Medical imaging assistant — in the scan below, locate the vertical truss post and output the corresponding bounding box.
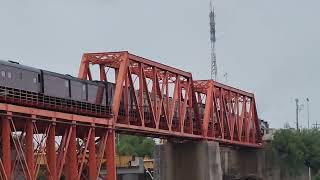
[219,88,225,139]
[88,127,97,180]
[177,77,182,132]
[124,73,129,124]
[1,115,11,180]
[47,123,56,180]
[78,54,89,80]
[67,124,77,180]
[105,129,116,180]
[187,81,194,134]
[139,64,145,126]
[165,75,169,127]
[26,119,35,180]
[252,98,262,143]
[203,83,214,136]
[152,67,158,128]
[112,52,129,121]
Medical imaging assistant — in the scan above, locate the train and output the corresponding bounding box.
[0,60,265,135]
[0,60,120,116]
[0,60,169,121]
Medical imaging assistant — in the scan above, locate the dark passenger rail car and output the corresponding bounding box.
[0,60,199,120]
[0,60,41,93]
[42,70,110,116]
[0,60,111,117]
[42,70,71,99]
[87,81,106,106]
[42,70,107,105]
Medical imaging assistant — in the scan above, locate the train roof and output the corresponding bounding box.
[0,59,104,86]
[0,59,41,73]
[42,70,104,86]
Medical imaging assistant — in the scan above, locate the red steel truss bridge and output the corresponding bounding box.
[0,51,262,180]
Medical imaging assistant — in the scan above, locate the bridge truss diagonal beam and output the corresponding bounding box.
[0,104,115,180]
[78,51,262,146]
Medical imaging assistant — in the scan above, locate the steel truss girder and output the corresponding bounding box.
[0,104,116,180]
[194,80,262,144]
[78,51,262,147]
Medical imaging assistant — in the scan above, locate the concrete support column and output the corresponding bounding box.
[122,174,139,180]
[219,146,265,180]
[154,141,222,180]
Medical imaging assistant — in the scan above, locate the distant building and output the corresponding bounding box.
[259,119,275,141]
[259,119,269,135]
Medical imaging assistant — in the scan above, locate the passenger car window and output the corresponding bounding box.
[1,71,5,77]
[7,72,12,79]
[65,80,69,87]
[33,78,37,83]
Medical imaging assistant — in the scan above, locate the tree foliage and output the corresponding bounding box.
[271,128,320,175]
[116,135,156,157]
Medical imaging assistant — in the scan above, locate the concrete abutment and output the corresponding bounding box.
[154,141,309,180]
[154,141,223,180]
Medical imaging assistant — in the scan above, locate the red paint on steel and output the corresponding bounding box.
[47,123,57,180]
[77,51,262,146]
[106,130,116,180]
[26,119,35,180]
[77,128,91,179]
[1,116,11,180]
[0,51,262,180]
[89,127,97,180]
[67,125,78,180]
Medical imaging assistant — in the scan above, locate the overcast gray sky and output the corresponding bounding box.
[1,0,319,128]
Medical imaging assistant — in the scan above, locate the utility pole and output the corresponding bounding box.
[295,98,299,131]
[309,166,312,180]
[306,98,311,180]
[306,97,310,129]
[313,122,320,129]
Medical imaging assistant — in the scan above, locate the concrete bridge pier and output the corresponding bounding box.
[154,141,223,180]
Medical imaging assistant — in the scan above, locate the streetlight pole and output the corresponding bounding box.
[309,166,311,180]
[307,97,310,129]
[295,98,299,131]
[306,98,311,180]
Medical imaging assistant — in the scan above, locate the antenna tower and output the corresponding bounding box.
[209,0,217,80]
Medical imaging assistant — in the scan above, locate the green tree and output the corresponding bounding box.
[116,134,156,157]
[271,128,320,175]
